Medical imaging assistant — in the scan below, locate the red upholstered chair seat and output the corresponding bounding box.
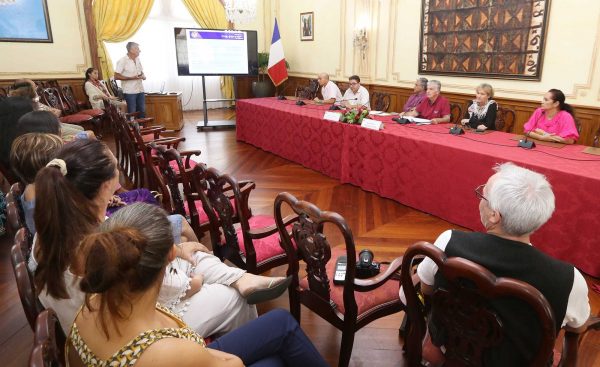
[60,114,92,124]
[184,197,237,224]
[235,215,290,264]
[299,246,400,316]
[78,108,104,117]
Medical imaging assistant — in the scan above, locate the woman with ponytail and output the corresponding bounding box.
[68,203,327,367]
[32,139,288,337]
[523,89,579,144]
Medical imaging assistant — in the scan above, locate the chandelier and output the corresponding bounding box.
[223,0,257,25]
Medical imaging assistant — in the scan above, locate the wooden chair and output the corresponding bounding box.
[370,92,391,112]
[11,228,44,330]
[495,106,516,132]
[0,86,8,100]
[336,81,349,94]
[449,103,463,125]
[39,87,95,130]
[29,309,66,367]
[295,79,319,99]
[186,164,294,274]
[400,241,600,367]
[594,126,600,147]
[274,192,405,367]
[5,182,28,235]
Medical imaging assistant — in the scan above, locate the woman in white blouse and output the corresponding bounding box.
[84,68,127,112]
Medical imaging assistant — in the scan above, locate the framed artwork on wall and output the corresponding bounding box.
[300,12,314,41]
[0,0,53,43]
[418,0,550,80]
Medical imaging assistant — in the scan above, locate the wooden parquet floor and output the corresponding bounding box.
[0,109,598,366]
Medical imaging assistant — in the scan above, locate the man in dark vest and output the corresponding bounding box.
[415,162,590,366]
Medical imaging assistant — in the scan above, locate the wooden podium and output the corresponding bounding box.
[145,93,184,130]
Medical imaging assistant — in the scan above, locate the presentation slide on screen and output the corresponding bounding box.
[186,30,249,74]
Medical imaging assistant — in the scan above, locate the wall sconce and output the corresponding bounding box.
[353,28,368,60]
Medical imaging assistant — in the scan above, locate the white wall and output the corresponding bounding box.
[251,0,600,107]
[0,0,91,80]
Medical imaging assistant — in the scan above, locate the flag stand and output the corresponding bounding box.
[197,75,237,130]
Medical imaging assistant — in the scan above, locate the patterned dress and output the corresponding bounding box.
[67,304,205,366]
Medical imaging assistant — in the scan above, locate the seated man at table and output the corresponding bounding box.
[410,162,590,367]
[403,77,428,112]
[342,75,370,109]
[314,73,342,104]
[401,80,450,124]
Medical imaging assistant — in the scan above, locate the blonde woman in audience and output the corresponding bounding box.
[461,83,497,130]
[84,67,127,112]
[523,89,578,144]
[31,139,289,337]
[9,133,64,235]
[67,203,328,367]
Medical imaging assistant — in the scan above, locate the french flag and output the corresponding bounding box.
[267,18,288,87]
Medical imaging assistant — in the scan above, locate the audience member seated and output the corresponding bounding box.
[9,79,86,139]
[342,75,370,109]
[402,77,428,112]
[16,110,94,141]
[84,68,127,113]
[67,203,328,367]
[460,83,497,131]
[9,133,63,236]
[523,89,579,144]
[31,140,289,336]
[405,162,590,367]
[0,96,34,169]
[313,72,342,104]
[401,80,451,124]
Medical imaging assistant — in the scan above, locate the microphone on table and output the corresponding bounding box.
[449,119,465,135]
[276,81,293,100]
[518,131,536,149]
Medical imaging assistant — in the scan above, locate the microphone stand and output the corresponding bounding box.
[518,131,536,149]
[449,120,465,135]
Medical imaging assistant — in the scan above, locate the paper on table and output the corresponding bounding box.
[408,117,432,123]
[369,111,383,115]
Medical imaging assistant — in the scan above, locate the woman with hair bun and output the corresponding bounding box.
[67,203,327,367]
[523,89,579,144]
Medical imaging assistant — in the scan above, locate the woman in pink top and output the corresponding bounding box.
[523,89,579,144]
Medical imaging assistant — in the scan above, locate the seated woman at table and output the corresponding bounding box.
[460,83,497,131]
[523,89,578,144]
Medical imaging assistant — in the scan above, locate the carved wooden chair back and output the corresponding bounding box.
[370,92,391,112]
[401,241,556,367]
[108,78,124,100]
[11,228,45,330]
[594,126,600,147]
[30,309,66,367]
[336,82,349,94]
[110,107,144,189]
[40,88,68,115]
[449,103,463,125]
[275,192,405,367]
[295,79,320,99]
[495,106,516,132]
[6,182,27,235]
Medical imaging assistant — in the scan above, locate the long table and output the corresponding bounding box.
[236,98,600,277]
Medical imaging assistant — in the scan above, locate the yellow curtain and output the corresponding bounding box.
[182,0,234,99]
[93,0,155,78]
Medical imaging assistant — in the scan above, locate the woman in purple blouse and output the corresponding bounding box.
[523,89,579,144]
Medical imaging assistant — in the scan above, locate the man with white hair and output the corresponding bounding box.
[314,73,342,104]
[402,79,450,124]
[414,162,590,366]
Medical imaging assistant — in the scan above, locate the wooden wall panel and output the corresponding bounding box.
[1,78,88,106]
[266,76,600,146]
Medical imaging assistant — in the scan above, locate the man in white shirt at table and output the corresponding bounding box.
[342,75,370,109]
[313,73,342,104]
[114,41,147,118]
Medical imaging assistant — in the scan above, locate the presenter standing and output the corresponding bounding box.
[342,75,370,109]
[314,73,342,104]
[115,42,147,118]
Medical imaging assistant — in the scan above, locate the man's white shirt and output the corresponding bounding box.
[321,81,342,102]
[115,56,144,94]
[342,85,370,109]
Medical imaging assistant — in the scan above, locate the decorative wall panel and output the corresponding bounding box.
[419,0,550,80]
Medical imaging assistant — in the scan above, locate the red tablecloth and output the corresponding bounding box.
[237,98,600,277]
